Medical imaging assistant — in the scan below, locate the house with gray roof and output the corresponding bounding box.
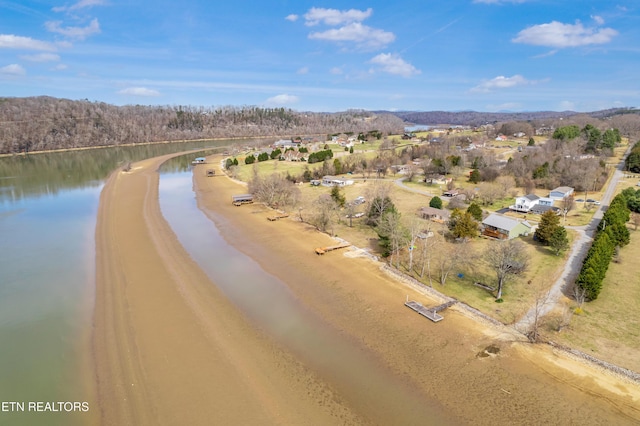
[481,213,532,240]
[549,186,574,200]
[510,194,554,213]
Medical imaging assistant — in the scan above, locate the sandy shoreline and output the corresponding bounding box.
[92,152,640,425]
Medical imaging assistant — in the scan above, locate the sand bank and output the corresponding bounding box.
[93,152,640,425]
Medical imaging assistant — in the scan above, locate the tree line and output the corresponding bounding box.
[0,96,405,155]
[575,192,631,300]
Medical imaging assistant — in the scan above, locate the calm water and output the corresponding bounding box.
[0,140,236,425]
[0,143,452,425]
[158,164,454,424]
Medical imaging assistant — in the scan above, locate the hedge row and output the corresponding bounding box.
[575,193,631,300]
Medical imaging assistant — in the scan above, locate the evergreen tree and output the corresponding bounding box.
[448,209,478,240]
[549,227,569,255]
[466,203,483,221]
[330,186,346,208]
[429,196,443,209]
[469,169,480,183]
[534,210,561,245]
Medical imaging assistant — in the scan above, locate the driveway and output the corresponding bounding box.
[514,144,632,334]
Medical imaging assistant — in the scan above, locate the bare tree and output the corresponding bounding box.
[311,194,339,235]
[527,282,552,342]
[436,240,467,286]
[407,218,425,272]
[378,210,407,268]
[572,284,587,313]
[418,228,440,286]
[495,175,516,198]
[631,212,640,231]
[560,195,575,224]
[484,239,528,300]
[248,172,300,210]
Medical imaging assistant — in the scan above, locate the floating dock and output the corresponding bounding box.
[315,243,351,255]
[404,300,456,322]
[267,213,289,221]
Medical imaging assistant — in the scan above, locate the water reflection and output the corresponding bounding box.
[0,140,235,204]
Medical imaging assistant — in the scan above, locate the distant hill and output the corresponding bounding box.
[379,108,639,127]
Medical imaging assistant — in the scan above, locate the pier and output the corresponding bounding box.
[404,300,457,322]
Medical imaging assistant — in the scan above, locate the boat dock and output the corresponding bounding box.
[404,300,457,322]
[267,213,289,221]
[315,243,351,255]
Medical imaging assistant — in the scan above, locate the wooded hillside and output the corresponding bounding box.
[0,97,405,154]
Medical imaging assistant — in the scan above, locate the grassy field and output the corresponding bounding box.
[548,223,640,372]
[223,137,631,334]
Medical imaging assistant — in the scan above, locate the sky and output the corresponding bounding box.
[1,0,638,112]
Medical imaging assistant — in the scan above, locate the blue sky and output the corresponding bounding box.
[1,0,638,112]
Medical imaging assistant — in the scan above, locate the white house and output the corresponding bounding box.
[549,186,574,200]
[273,139,296,149]
[321,176,354,187]
[510,194,554,213]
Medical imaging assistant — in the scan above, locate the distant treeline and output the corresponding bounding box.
[0,97,405,155]
[385,108,640,127]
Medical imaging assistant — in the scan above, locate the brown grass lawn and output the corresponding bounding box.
[389,231,572,325]
[548,224,640,373]
[224,142,630,334]
[547,162,640,373]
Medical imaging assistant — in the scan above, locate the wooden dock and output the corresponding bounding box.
[404,300,457,322]
[315,243,351,255]
[267,213,289,221]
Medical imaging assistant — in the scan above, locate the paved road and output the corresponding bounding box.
[514,145,632,335]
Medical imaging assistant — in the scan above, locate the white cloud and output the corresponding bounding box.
[369,53,420,77]
[52,63,68,71]
[1,64,26,76]
[471,75,538,92]
[285,14,298,22]
[297,66,309,75]
[53,0,106,13]
[309,22,395,50]
[118,87,161,97]
[513,21,618,48]
[0,34,57,51]
[591,15,605,25]
[265,94,299,105]
[45,18,101,40]
[304,7,372,26]
[20,53,60,62]
[330,67,343,75]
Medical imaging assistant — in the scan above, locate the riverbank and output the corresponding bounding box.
[193,154,640,424]
[93,152,365,425]
[92,152,640,425]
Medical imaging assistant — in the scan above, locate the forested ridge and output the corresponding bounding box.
[385,108,640,127]
[0,96,405,154]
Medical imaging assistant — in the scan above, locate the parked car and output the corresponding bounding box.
[586,199,601,205]
[575,198,584,202]
[353,196,366,205]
